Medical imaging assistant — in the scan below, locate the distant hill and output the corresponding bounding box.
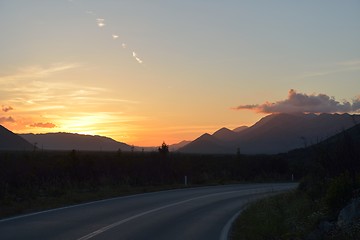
[169,140,191,151]
[20,132,132,151]
[286,121,360,171]
[179,113,360,154]
[312,121,360,150]
[0,125,33,150]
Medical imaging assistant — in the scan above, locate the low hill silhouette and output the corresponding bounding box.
[179,113,360,154]
[0,125,33,150]
[20,132,132,151]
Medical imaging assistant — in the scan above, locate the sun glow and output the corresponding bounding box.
[1,1,358,147]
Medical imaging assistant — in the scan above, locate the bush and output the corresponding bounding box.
[298,175,327,201]
[323,172,353,215]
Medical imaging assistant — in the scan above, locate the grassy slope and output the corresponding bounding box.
[230,190,318,240]
[230,124,360,240]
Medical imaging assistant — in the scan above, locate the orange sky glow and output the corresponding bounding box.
[1,1,359,146]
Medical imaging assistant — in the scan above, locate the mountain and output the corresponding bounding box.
[0,125,33,150]
[179,133,233,154]
[169,140,191,151]
[179,113,360,154]
[233,126,248,133]
[286,121,360,165]
[212,127,238,141]
[20,132,132,151]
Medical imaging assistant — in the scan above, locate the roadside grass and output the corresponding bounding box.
[230,190,324,240]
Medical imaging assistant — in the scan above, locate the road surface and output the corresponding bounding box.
[0,183,297,240]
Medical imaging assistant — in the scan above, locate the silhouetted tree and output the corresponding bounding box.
[158,142,169,155]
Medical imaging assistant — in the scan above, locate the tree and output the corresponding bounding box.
[158,142,169,155]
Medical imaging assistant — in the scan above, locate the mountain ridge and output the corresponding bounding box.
[20,132,132,151]
[0,125,33,150]
[179,113,360,154]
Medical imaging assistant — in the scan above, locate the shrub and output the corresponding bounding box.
[323,172,353,215]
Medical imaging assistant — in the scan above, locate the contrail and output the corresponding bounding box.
[132,52,143,64]
[70,1,145,65]
[135,57,143,64]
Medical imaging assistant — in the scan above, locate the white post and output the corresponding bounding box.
[292,173,294,182]
[184,176,188,186]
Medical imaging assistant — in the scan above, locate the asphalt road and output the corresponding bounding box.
[0,183,297,240]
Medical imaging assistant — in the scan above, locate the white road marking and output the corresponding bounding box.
[76,189,262,240]
[219,205,248,240]
[0,187,200,223]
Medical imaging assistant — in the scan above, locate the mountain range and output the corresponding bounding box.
[178,113,360,154]
[20,132,132,151]
[1,112,359,154]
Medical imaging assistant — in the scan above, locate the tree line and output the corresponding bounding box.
[0,149,292,205]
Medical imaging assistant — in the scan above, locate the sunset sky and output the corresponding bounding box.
[1,0,359,146]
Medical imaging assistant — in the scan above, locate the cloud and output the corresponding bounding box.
[96,18,105,27]
[353,98,360,111]
[30,122,57,128]
[234,89,360,114]
[2,105,13,112]
[112,34,119,39]
[299,60,360,79]
[0,63,80,82]
[122,43,127,49]
[337,60,360,67]
[0,116,15,123]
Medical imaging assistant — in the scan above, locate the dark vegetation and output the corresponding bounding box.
[231,123,360,240]
[0,146,292,219]
[2,122,359,239]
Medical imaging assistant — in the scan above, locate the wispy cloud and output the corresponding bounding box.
[112,34,119,39]
[30,122,57,128]
[122,43,127,49]
[299,60,360,79]
[96,18,105,27]
[86,10,96,16]
[337,60,360,67]
[2,105,13,112]
[0,63,80,82]
[234,89,360,114]
[0,116,15,123]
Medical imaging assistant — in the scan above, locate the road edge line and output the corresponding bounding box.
[219,204,249,240]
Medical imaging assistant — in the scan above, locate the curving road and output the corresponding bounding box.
[0,183,297,240]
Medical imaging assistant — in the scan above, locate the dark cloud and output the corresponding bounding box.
[2,105,13,112]
[0,116,15,123]
[234,89,360,114]
[30,122,56,128]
